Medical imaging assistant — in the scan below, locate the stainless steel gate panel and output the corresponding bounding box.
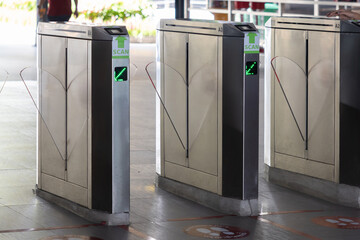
[40,127,65,180]
[266,17,360,184]
[188,34,218,176]
[163,31,188,166]
[41,173,88,206]
[67,38,89,188]
[41,36,66,87]
[40,36,66,180]
[158,19,259,200]
[38,23,130,219]
[308,31,335,165]
[274,29,306,159]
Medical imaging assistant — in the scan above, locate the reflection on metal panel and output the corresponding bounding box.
[163,32,187,166]
[41,36,66,180]
[274,29,306,159]
[275,152,334,181]
[67,39,88,188]
[42,36,66,88]
[165,162,218,193]
[308,31,335,165]
[42,173,88,206]
[272,28,336,165]
[189,34,218,176]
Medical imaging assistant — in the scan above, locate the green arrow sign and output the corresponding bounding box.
[247,32,258,44]
[116,36,127,49]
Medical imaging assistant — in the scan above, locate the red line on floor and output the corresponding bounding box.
[167,214,236,222]
[257,217,322,240]
[120,225,157,240]
[0,223,102,234]
[259,210,324,216]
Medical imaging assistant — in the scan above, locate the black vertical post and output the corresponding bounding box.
[175,0,185,19]
[65,46,68,171]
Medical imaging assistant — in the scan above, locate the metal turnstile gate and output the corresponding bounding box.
[156,19,259,204]
[265,17,360,186]
[37,22,130,222]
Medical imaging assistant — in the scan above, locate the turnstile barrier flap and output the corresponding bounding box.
[147,61,187,151]
[21,67,89,164]
[271,56,307,143]
[0,69,8,96]
[147,58,221,154]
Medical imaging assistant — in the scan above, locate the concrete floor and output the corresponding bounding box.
[0,43,359,240]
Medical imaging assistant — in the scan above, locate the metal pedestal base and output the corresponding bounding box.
[156,175,259,216]
[265,165,360,208]
[36,188,129,225]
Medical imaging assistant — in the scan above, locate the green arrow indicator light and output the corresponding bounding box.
[247,32,258,44]
[246,61,257,76]
[114,67,128,82]
[115,36,127,49]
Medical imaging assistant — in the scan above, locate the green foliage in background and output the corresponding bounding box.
[0,1,36,11]
[81,2,147,23]
[128,29,156,37]
[0,0,155,38]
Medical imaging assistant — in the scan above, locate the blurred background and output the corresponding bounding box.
[0,0,359,46]
[0,0,211,45]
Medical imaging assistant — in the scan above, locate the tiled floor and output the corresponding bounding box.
[0,43,359,240]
